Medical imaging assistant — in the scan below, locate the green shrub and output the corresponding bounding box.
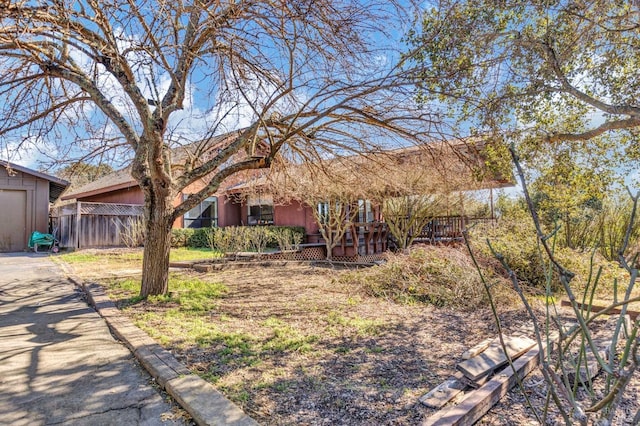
[187,228,213,248]
[171,229,193,248]
[172,226,305,251]
[581,197,640,261]
[210,227,238,254]
[271,227,303,252]
[245,226,271,253]
[469,215,627,295]
[502,190,640,262]
[266,226,305,248]
[470,217,549,288]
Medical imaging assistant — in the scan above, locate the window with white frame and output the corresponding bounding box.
[358,199,374,223]
[247,195,274,225]
[317,201,330,224]
[184,196,218,228]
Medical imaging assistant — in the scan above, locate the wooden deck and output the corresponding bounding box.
[306,222,389,257]
[307,216,497,259]
[342,221,388,256]
[414,216,497,243]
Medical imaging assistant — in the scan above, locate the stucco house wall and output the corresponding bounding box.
[273,202,319,234]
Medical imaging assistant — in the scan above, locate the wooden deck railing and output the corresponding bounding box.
[306,216,498,256]
[346,221,388,255]
[418,215,465,242]
[415,216,497,242]
[306,222,390,256]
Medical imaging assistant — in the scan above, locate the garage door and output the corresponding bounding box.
[0,190,27,252]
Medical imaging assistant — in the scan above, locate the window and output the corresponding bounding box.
[317,202,330,224]
[358,199,374,223]
[247,195,274,225]
[184,196,218,228]
[248,204,274,225]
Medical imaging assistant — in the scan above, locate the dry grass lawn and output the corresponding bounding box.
[60,248,538,425]
[56,237,640,425]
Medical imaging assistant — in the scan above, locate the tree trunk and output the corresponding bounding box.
[139,197,173,298]
[320,226,334,261]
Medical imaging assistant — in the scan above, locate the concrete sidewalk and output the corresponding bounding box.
[0,253,186,425]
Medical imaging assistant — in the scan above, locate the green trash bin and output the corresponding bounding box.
[28,231,58,253]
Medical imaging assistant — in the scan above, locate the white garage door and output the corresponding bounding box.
[0,190,27,252]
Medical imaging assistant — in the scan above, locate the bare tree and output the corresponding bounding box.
[383,195,443,252]
[371,141,497,250]
[315,198,359,261]
[271,140,496,258]
[0,0,436,296]
[270,161,364,260]
[374,146,461,251]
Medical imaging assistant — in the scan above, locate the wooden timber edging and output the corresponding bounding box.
[419,371,468,409]
[420,335,535,410]
[560,300,640,320]
[422,340,551,426]
[461,337,494,360]
[456,335,536,381]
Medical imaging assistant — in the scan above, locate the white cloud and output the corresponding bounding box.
[167,70,307,144]
[36,31,312,155]
[2,136,58,169]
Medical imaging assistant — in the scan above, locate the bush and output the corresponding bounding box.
[172,226,306,251]
[468,215,627,295]
[245,226,271,253]
[115,216,145,248]
[171,229,193,248]
[501,190,640,261]
[210,227,239,254]
[339,245,518,309]
[271,227,303,253]
[187,228,213,248]
[470,218,549,288]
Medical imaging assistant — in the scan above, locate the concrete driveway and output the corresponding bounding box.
[0,253,185,425]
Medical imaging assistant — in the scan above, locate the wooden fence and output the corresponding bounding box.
[51,202,144,249]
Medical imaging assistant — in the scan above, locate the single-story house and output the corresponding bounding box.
[59,137,512,256]
[58,167,244,229]
[0,160,69,252]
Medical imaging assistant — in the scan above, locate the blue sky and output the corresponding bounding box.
[2,0,637,199]
[2,1,423,172]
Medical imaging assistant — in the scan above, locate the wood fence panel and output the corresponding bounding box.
[51,202,144,249]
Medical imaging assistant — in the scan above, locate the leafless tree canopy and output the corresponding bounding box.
[0,0,442,208]
[0,0,441,295]
[269,140,505,205]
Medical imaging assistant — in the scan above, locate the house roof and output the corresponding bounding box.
[1,160,70,203]
[61,132,242,201]
[380,139,514,189]
[224,174,269,193]
[227,139,514,198]
[62,135,514,202]
[60,167,136,201]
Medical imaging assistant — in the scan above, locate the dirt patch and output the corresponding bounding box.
[97,261,533,425]
[64,246,640,425]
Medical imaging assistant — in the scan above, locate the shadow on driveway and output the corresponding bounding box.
[0,254,185,425]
